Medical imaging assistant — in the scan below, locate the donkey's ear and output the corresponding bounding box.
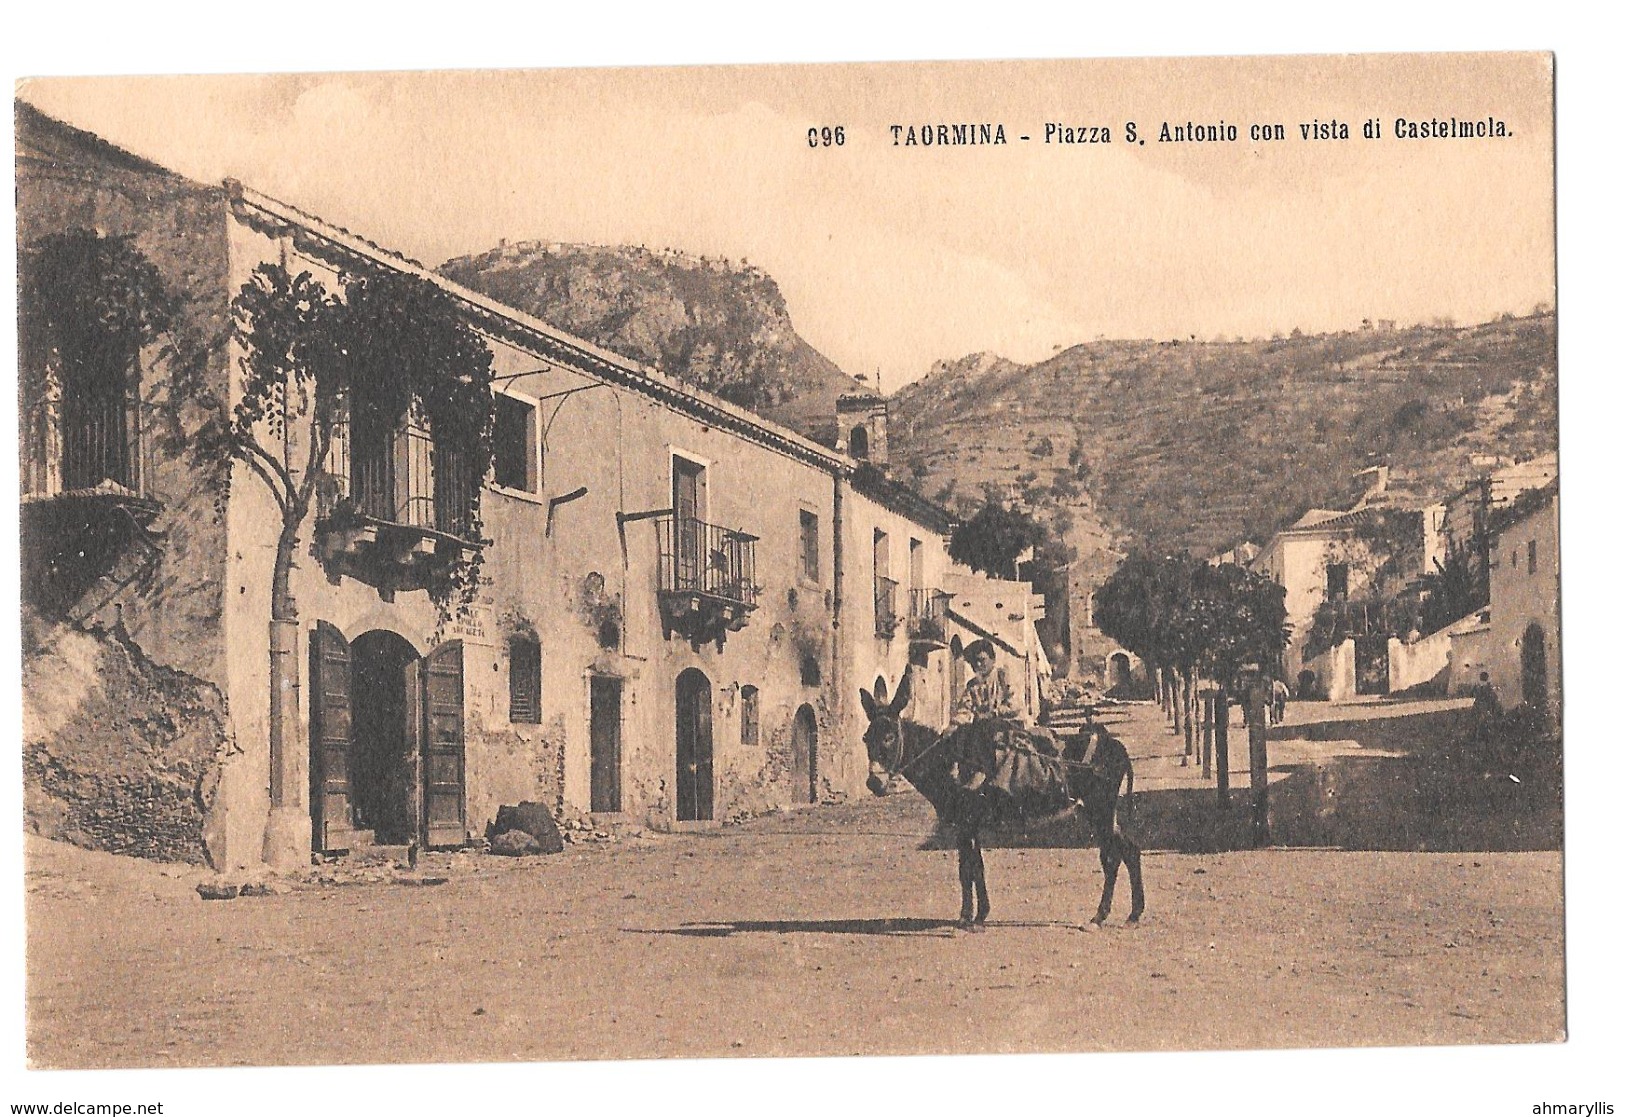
[890,669,913,715]
[859,689,877,719]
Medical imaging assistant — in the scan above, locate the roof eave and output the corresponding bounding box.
[228,184,851,475]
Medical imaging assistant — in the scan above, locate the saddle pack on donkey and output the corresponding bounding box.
[948,718,1072,818]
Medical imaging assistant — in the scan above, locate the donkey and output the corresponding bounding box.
[861,672,1145,930]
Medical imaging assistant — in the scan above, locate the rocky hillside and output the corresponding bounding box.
[439,242,865,440]
[890,314,1557,559]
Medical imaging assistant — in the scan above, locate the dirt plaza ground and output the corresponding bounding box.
[24,698,1564,1068]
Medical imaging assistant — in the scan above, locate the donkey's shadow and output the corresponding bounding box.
[640,917,1082,938]
[652,917,955,937]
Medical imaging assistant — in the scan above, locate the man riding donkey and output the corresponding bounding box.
[866,638,1142,928]
[949,639,1112,811]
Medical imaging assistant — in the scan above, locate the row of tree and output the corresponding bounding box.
[1092,551,1290,774]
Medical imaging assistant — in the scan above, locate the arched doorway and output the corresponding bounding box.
[351,630,419,844]
[309,625,467,853]
[1521,622,1548,711]
[791,704,817,804]
[675,669,714,821]
[849,425,870,460]
[1108,652,1133,693]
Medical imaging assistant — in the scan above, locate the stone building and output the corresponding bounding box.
[1061,546,1145,694]
[1480,481,1560,720]
[844,465,958,731]
[18,102,1048,870]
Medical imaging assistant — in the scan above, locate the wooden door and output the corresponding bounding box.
[590,676,623,814]
[791,705,817,804]
[421,641,467,848]
[675,669,713,821]
[309,621,354,853]
[1521,623,1548,710]
[672,457,705,590]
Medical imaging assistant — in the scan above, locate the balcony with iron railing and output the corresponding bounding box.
[906,587,952,645]
[20,379,163,617]
[654,514,759,650]
[874,576,900,639]
[313,407,482,590]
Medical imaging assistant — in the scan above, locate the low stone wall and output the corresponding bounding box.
[1388,627,1453,694]
[22,613,232,865]
[1448,624,1497,697]
[1305,640,1356,703]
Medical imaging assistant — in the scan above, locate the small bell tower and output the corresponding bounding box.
[836,392,889,468]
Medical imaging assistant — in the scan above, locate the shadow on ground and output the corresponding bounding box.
[966,705,1562,855]
[639,916,1095,938]
[640,917,960,938]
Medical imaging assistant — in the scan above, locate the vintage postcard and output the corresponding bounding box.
[13,50,1566,1103]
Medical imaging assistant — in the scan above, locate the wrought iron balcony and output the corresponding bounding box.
[20,387,161,618]
[874,576,900,638]
[906,587,951,645]
[654,514,759,650]
[313,408,482,590]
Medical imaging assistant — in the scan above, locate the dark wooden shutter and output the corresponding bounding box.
[740,685,760,747]
[694,685,713,821]
[590,676,622,814]
[675,669,714,822]
[673,458,704,590]
[422,641,468,848]
[493,395,531,491]
[800,510,819,582]
[309,621,354,853]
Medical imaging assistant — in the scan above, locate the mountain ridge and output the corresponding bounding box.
[439,241,868,441]
[890,313,1558,561]
[440,238,1556,564]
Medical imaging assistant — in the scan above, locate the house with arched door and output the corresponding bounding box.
[19,102,1056,870]
[19,105,858,869]
[1482,479,1560,723]
[217,187,860,857]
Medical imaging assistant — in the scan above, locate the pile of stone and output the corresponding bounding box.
[485,801,564,856]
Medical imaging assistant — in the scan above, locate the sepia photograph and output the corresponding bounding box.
[5,22,1606,1114]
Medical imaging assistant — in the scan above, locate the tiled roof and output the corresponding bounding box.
[229,184,853,475]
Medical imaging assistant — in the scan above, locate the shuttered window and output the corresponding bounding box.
[740,685,760,747]
[509,636,542,723]
[799,510,819,582]
[493,394,538,493]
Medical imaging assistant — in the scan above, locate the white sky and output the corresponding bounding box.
[18,53,1553,388]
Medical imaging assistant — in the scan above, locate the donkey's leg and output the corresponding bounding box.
[971,834,991,926]
[956,831,977,928]
[1093,839,1122,926]
[1121,835,1146,923]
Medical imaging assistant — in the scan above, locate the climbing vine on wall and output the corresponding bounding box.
[223,260,496,625]
[19,229,173,441]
